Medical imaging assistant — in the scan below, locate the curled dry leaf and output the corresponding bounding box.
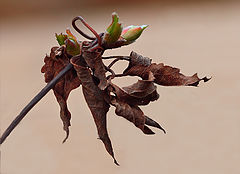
[109,72,166,134]
[110,72,159,106]
[71,56,119,165]
[124,51,210,86]
[111,100,155,134]
[41,46,81,142]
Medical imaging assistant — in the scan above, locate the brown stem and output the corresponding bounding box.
[105,65,116,80]
[103,57,130,80]
[89,33,104,48]
[114,73,128,78]
[105,67,128,80]
[0,63,73,145]
[72,17,95,40]
[108,57,129,69]
[72,16,101,46]
[102,56,130,60]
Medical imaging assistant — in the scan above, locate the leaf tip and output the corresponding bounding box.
[114,158,120,166]
[141,24,148,30]
[62,129,69,144]
[111,12,119,22]
[162,128,167,134]
[188,74,211,87]
[55,33,67,46]
[203,76,212,82]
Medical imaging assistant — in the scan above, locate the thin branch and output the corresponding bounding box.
[102,56,130,60]
[89,32,104,48]
[108,58,128,69]
[106,56,130,69]
[105,67,128,80]
[72,16,101,46]
[105,65,116,80]
[72,17,95,40]
[0,63,73,145]
[114,73,128,78]
[103,56,130,80]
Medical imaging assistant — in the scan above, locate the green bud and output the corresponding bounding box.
[121,25,148,44]
[103,12,123,44]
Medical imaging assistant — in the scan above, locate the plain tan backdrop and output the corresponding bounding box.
[0,0,240,173]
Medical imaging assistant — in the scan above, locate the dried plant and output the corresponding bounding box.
[0,13,210,165]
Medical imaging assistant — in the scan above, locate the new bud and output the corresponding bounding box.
[121,25,148,44]
[55,29,80,56]
[103,12,123,44]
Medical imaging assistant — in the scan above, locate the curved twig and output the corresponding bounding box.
[107,57,129,69]
[103,57,131,80]
[72,17,95,40]
[89,32,104,48]
[105,67,129,80]
[72,16,101,46]
[105,65,116,80]
[0,63,73,145]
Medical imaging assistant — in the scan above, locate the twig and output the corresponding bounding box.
[72,16,101,46]
[102,56,130,60]
[103,57,130,80]
[0,63,73,145]
[107,57,129,69]
[105,65,116,80]
[105,67,128,80]
[72,17,95,40]
[114,73,128,78]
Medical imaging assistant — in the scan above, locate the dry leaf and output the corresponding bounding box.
[124,51,210,86]
[111,99,155,134]
[82,50,108,90]
[71,56,119,165]
[110,72,159,106]
[41,46,81,142]
[109,72,165,134]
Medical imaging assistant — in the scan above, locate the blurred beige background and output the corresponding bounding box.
[0,0,240,174]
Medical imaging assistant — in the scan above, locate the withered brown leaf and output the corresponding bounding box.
[71,56,119,165]
[124,51,210,86]
[111,99,155,134]
[109,72,166,134]
[82,49,108,90]
[110,72,159,106]
[41,46,81,142]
